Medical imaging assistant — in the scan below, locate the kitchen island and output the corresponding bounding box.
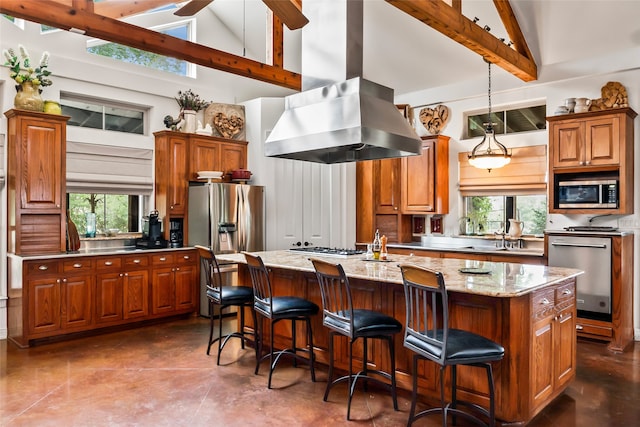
[218,250,582,426]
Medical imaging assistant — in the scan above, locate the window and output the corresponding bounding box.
[86,21,193,77]
[68,193,143,235]
[61,97,145,134]
[464,195,547,236]
[466,103,547,139]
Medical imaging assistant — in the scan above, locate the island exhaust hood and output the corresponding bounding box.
[264,0,422,164]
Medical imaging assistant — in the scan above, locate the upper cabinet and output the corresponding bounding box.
[547,108,636,214]
[401,135,449,214]
[5,109,69,255]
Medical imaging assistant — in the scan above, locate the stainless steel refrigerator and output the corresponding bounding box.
[188,182,265,316]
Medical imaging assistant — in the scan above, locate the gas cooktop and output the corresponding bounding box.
[563,226,618,232]
[289,247,365,257]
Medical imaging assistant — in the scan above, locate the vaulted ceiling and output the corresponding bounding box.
[2,0,639,101]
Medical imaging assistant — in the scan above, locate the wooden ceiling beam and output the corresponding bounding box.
[0,0,301,91]
[385,0,537,82]
[262,0,308,30]
[492,0,535,64]
[94,0,177,19]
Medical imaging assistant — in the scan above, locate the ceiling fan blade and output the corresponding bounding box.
[262,0,308,30]
[174,0,213,17]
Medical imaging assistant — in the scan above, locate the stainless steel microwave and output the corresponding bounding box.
[557,179,618,208]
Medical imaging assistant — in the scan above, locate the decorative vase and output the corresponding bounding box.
[14,82,44,112]
[181,109,197,133]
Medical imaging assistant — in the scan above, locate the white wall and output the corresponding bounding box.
[397,68,640,341]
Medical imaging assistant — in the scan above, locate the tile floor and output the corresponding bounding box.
[1,316,639,426]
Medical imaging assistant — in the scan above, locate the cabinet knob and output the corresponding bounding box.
[183,255,190,260]
[125,273,129,277]
[585,161,590,165]
[38,265,48,271]
[394,206,398,210]
[105,261,113,266]
[576,324,584,330]
[540,298,551,305]
[119,273,124,277]
[176,267,180,271]
[562,289,572,295]
[133,259,141,264]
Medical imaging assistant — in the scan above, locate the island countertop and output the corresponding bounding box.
[216,250,582,297]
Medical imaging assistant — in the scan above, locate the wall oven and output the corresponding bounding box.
[557,179,618,209]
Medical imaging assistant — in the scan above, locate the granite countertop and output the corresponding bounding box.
[386,242,545,257]
[7,246,195,261]
[217,250,582,298]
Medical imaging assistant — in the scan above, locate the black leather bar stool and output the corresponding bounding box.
[244,252,319,389]
[399,264,505,427]
[195,245,257,365]
[311,258,401,420]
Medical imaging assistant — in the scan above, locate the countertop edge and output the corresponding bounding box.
[7,246,196,261]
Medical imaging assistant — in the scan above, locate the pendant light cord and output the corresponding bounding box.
[487,60,492,123]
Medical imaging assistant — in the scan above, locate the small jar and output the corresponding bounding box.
[365,244,374,260]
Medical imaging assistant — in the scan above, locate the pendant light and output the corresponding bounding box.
[468,59,511,172]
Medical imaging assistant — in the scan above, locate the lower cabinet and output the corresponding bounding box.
[9,249,198,348]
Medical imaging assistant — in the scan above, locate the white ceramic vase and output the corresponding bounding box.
[182,109,197,133]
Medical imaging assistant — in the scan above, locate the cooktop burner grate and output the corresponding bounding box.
[563,226,618,232]
[289,247,365,257]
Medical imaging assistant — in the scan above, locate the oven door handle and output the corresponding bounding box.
[550,242,608,249]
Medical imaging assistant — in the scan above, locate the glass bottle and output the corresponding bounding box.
[85,212,96,238]
[372,229,381,260]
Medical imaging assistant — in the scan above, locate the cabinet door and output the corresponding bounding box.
[174,265,196,311]
[402,139,436,213]
[168,138,189,215]
[189,137,220,180]
[62,274,93,329]
[220,142,247,173]
[374,158,401,213]
[96,272,123,323]
[551,120,583,168]
[123,270,150,319]
[151,268,176,314]
[585,116,620,166]
[531,315,554,408]
[554,305,576,389]
[19,118,64,211]
[28,277,62,334]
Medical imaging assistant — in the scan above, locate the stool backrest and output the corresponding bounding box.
[195,245,223,302]
[399,264,449,365]
[243,252,273,316]
[311,258,354,338]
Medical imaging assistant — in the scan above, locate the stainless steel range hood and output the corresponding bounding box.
[265,0,421,164]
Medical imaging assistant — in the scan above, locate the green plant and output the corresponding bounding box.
[3,44,52,87]
[175,89,209,111]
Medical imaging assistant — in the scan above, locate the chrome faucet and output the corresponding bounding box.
[494,231,507,249]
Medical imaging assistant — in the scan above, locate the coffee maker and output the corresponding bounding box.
[136,210,168,249]
[169,218,184,248]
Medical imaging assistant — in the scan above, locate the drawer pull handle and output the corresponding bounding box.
[576,324,584,330]
[73,263,82,268]
[133,259,141,264]
[562,289,572,295]
[105,261,113,266]
[183,255,190,260]
[540,298,551,305]
[160,257,167,262]
[38,265,49,271]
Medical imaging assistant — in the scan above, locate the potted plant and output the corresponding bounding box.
[3,44,52,112]
[174,89,210,133]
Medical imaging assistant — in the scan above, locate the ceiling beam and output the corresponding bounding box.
[385,0,537,82]
[0,0,301,91]
[492,0,535,64]
[262,0,308,30]
[95,0,177,19]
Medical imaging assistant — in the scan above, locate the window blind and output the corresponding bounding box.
[458,145,547,196]
[66,141,153,194]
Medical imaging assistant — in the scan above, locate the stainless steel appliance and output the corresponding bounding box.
[547,234,612,317]
[188,182,265,316]
[556,178,618,209]
[135,210,168,249]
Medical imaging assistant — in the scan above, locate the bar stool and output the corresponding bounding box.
[399,264,505,427]
[195,245,257,365]
[311,258,401,420]
[243,252,319,389]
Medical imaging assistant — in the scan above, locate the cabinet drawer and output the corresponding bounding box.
[62,259,94,273]
[152,253,176,265]
[175,251,196,265]
[531,288,555,319]
[555,281,575,304]
[26,260,60,276]
[95,256,123,270]
[576,321,613,338]
[123,254,149,268]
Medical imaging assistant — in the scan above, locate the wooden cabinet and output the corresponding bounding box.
[356,135,449,243]
[26,258,94,337]
[548,108,636,214]
[5,109,69,255]
[531,280,576,412]
[401,135,449,214]
[154,131,248,241]
[151,251,197,315]
[8,249,198,348]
